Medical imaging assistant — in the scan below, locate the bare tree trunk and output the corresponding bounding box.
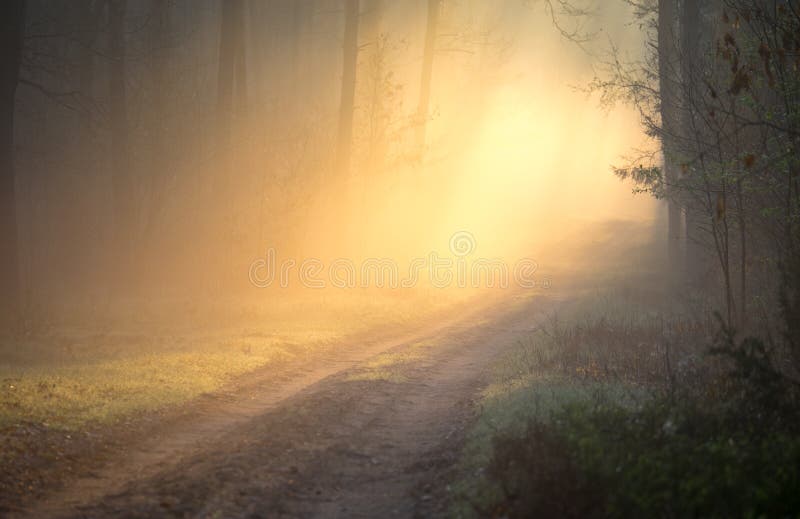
[108,0,133,285]
[680,0,704,282]
[336,0,359,179]
[737,175,746,325]
[218,0,247,156]
[216,1,247,205]
[720,181,734,326]
[658,0,682,272]
[361,0,386,170]
[290,0,312,112]
[415,0,440,152]
[0,0,25,325]
[684,205,704,277]
[361,0,384,55]
[144,0,170,239]
[234,3,247,119]
[731,99,747,326]
[214,0,247,290]
[77,0,104,124]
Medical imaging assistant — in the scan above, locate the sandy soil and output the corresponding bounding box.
[12,292,557,519]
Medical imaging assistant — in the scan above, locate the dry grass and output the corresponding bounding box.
[345,340,434,382]
[0,293,452,430]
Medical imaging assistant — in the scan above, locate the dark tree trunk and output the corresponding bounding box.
[217,0,247,155]
[658,0,682,271]
[214,0,247,288]
[681,0,704,281]
[290,0,312,107]
[0,0,25,325]
[217,0,235,154]
[336,0,359,179]
[108,0,133,280]
[415,0,440,152]
[144,0,170,238]
[77,0,104,124]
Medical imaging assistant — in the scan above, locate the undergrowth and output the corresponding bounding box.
[452,288,800,518]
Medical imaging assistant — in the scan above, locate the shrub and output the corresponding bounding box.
[487,330,800,518]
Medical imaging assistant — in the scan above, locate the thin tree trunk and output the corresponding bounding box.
[144,0,170,239]
[658,0,682,272]
[108,0,133,285]
[737,176,746,325]
[215,0,246,290]
[721,182,734,326]
[415,0,440,152]
[680,0,704,281]
[77,0,103,123]
[234,1,247,119]
[217,0,243,156]
[732,100,747,326]
[0,0,25,325]
[336,0,359,179]
[215,0,246,205]
[362,0,386,171]
[290,0,312,112]
[684,205,703,279]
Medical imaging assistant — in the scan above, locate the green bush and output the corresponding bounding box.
[489,399,800,518]
[486,331,800,518]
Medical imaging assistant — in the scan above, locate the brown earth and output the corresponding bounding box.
[7,291,557,519]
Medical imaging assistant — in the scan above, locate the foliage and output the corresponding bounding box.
[591,0,800,332]
[490,388,800,518]
[481,326,800,517]
[454,289,800,518]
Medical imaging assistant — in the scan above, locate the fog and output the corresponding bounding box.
[9,2,800,515]
[9,0,659,316]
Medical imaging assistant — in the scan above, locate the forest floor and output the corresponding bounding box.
[2,290,559,518]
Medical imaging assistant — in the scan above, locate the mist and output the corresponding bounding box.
[7,1,797,517]
[8,0,657,312]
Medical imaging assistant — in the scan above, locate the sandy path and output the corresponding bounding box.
[18,292,556,518]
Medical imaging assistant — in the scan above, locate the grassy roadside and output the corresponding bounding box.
[1,340,296,429]
[450,376,639,518]
[0,292,469,510]
[449,288,800,518]
[0,293,453,430]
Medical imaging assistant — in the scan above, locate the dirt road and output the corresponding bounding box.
[18,293,555,518]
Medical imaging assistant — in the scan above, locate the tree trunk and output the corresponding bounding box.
[336,0,359,179]
[77,0,103,123]
[680,0,704,282]
[214,0,247,290]
[143,0,170,239]
[415,0,440,152]
[0,0,25,325]
[658,0,682,272]
[234,4,247,119]
[291,0,312,110]
[361,0,386,170]
[108,0,134,285]
[218,0,247,149]
[362,0,384,50]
